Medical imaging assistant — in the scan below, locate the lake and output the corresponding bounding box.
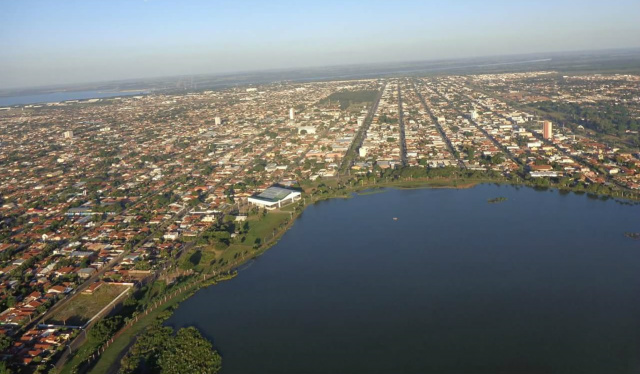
[167,184,640,374]
[0,90,146,106]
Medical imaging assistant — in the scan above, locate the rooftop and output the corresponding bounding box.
[253,186,299,202]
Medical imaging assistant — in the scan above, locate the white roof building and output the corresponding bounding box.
[248,186,302,210]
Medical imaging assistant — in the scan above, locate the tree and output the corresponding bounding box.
[183,250,202,269]
[120,325,173,374]
[158,327,221,374]
[134,261,152,271]
[0,335,12,352]
[466,147,475,161]
[491,153,505,165]
[0,361,11,374]
[89,316,122,343]
[122,325,221,374]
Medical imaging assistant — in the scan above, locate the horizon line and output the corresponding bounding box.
[2,46,640,93]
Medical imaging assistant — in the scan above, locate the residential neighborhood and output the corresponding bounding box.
[1,72,640,371]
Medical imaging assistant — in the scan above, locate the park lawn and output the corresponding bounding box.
[279,204,298,212]
[392,178,487,189]
[243,212,290,246]
[300,178,340,191]
[60,333,105,374]
[137,280,170,308]
[178,212,292,273]
[217,243,253,264]
[182,245,253,273]
[206,212,292,266]
[320,90,378,110]
[180,247,220,272]
[196,247,219,270]
[48,284,131,326]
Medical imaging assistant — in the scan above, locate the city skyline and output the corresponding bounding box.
[2,0,640,89]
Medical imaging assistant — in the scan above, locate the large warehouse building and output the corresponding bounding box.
[248,186,302,210]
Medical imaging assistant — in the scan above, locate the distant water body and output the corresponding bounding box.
[167,185,640,374]
[0,90,145,106]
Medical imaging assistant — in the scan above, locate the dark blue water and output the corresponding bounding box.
[0,90,145,106]
[167,185,640,374]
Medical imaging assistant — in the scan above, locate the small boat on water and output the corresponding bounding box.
[393,217,398,221]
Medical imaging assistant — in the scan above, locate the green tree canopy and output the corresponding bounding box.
[158,327,221,374]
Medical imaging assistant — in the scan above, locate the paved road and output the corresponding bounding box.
[426,79,522,167]
[411,79,464,168]
[397,82,407,166]
[464,83,632,191]
[340,81,387,175]
[22,180,186,333]
[51,122,284,371]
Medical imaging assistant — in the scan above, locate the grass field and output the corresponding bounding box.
[48,284,131,326]
[179,247,220,272]
[179,211,293,272]
[244,212,290,246]
[216,212,291,264]
[320,90,378,110]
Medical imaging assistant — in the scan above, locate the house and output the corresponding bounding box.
[47,285,72,294]
[121,254,140,265]
[0,243,13,252]
[163,232,179,241]
[55,267,75,277]
[77,268,97,279]
[82,281,104,295]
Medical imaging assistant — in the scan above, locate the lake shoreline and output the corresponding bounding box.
[80,176,640,373]
[167,182,640,374]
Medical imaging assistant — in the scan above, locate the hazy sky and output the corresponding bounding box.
[2,0,640,89]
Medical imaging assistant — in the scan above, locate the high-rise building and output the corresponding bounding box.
[543,121,553,139]
[214,116,222,126]
[289,108,295,121]
[63,130,73,139]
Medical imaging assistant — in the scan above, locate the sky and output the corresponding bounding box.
[1,0,640,89]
